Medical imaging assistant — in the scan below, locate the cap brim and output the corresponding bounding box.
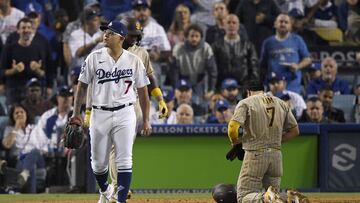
[100,25,126,37]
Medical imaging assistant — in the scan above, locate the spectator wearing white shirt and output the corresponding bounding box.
[68,9,103,72]
[133,0,171,85]
[0,0,24,44]
[266,72,306,119]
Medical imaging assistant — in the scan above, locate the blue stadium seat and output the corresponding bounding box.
[332,95,356,122]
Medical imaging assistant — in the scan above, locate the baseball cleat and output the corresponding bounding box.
[98,184,114,203]
[287,189,310,203]
[109,190,132,203]
[263,186,284,203]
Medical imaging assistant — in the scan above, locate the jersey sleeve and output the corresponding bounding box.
[232,100,247,126]
[143,49,154,76]
[134,57,150,88]
[78,55,94,84]
[283,102,298,131]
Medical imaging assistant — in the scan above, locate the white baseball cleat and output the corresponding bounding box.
[98,184,114,203]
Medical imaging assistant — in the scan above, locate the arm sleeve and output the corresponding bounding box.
[283,104,298,131]
[232,101,247,126]
[78,56,94,84]
[134,58,150,88]
[228,120,241,144]
[297,36,311,59]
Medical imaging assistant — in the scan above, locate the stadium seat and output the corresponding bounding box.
[0,95,7,115]
[311,28,343,43]
[332,95,356,122]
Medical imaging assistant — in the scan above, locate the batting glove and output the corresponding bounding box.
[158,100,169,119]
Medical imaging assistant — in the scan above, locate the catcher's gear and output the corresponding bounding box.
[226,143,245,161]
[158,100,169,118]
[64,116,84,149]
[212,183,237,203]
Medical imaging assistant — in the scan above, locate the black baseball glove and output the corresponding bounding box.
[64,116,84,149]
[226,143,245,161]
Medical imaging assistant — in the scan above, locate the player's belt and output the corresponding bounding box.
[92,103,133,111]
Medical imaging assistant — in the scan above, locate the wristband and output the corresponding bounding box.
[151,87,163,97]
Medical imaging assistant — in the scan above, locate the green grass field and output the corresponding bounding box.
[0,192,360,203]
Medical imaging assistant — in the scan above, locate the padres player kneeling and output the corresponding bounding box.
[70,21,151,203]
[227,80,299,203]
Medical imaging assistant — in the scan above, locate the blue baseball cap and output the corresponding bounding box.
[176,79,192,91]
[309,62,321,71]
[215,100,230,111]
[288,8,304,19]
[26,78,41,88]
[163,89,175,102]
[71,66,81,77]
[221,78,239,90]
[132,0,149,8]
[25,2,43,15]
[57,85,73,97]
[100,21,128,37]
[268,72,285,82]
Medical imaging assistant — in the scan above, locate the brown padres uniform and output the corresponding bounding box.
[232,93,298,203]
[109,44,154,191]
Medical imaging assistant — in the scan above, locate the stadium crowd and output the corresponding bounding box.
[0,0,359,194]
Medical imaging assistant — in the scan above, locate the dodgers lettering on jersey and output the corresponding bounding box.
[78,48,150,107]
[96,68,133,84]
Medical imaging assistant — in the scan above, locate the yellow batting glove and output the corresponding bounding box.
[83,109,91,128]
[158,100,169,119]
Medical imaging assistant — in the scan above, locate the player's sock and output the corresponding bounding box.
[117,169,132,202]
[94,169,109,192]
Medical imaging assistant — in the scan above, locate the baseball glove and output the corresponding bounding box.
[226,144,245,161]
[64,116,84,149]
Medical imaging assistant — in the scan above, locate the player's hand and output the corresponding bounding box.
[83,109,91,128]
[140,121,152,136]
[158,100,169,119]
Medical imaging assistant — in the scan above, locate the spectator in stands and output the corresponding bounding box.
[0,0,24,44]
[306,57,351,95]
[318,87,346,123]
[20,78,53,121]
[220,78,240,113]
[133,0,171,84]
[176,103,194,124]
[355,84,360,123]
[33,86,73,155]
[174,79,207,118]
[303,61,322,90]
[172,24,217,102]
[211,99,233,124]
[167,4,191,49]
[235,0,280,53]
[100,0,132,21]
[0,17,51,104]
[260,13,312,94]
[2,103,47,193]
[289,8,329,46]
[68,9,103,70]
[266,72,306,119]
[305,0,338,28]
[205,1,248,45]
[190,0,218,28]
[205,92,224,123]
[346,0,360,44]
[151,89,177,124]
[62,4,101,78]
[338,0,359,36]
[212,14,258,88]
[70,66,81,94]
[298,97,326,123]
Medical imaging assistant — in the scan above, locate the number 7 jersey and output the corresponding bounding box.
[78,47,150,107]
[232,94,298,150]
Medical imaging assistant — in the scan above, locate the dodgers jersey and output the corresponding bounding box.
[78,47,150,107]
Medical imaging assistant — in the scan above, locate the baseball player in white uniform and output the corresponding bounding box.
[71,21,151,203]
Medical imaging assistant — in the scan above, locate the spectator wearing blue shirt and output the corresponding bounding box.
[306,57,351,96]
[260,14,312,94]
[305,0,338,28]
